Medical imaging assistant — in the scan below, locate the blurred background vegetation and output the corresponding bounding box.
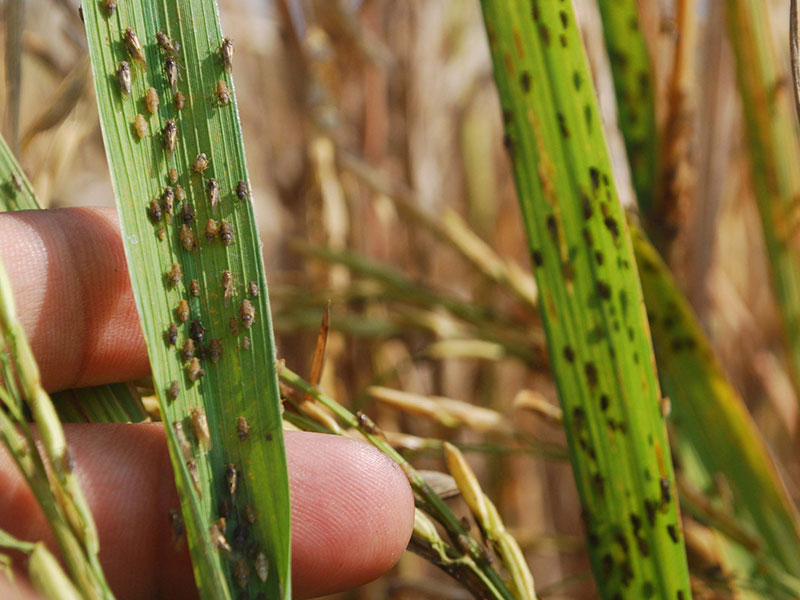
[4,0,800,598]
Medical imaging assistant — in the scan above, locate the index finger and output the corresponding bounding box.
[0,207,149,391]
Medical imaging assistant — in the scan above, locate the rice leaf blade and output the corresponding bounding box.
[81,1,291,596]
[595,1,658,214]
[633,224,800,578]
[478,3,691,598]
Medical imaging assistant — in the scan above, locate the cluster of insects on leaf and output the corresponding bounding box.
[103,8,271,592]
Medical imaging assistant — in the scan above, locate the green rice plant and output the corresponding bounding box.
[792,0,800,123]
[479,3,691,598]
[632,223,800,594]
[0,529,83,600]
[278,364,526,600]
[725,0,800,395]
[0,133,148,424]
[0,255,111,598]
[595,1,658,216]
[80,1,291,597]
[596,1,800,592]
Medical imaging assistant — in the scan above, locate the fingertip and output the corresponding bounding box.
[286,432,414,598]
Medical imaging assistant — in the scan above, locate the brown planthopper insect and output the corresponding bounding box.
[254,552,268,583]
[176,299,190,322]
[204,218,219,243]
[206,178,220,213]
[175,183,186,203]
[174,421,192,460]
[167,262,182,286]
[117,61,131,95]
[168,380,180,401]
[162,186,175,217]
[241,336,251,350]
[174,91,185,111]
[232,522,249,551]
[145,87,159,114]
[181,338,196,361]
[187,459,203,497]
[356,411,384,437]
[240,299,255,328]
[134,114,147,138]
[234,558,250,589]
[225,463,237,497]
[244,504,256,524]
[168,509,184,550]
[180,224,197,251]
[156,31,180,55]
[235,180,248,201]
[208,338,222,363]
[218,498,231,520]
[157,227,166,241]
[193,153,209,173]
[165,57,178,93]
[219,220,233,246]
[148,198,162,222]
[187,357,205,382]
[221,270,234,301]
[216,80,230,105]
[163,119,177,155]
[123,27,146,67]
[169,167,178,184]
[180,201,194,226]
[248,281,258,297]
[102,0,116,16]
[220,37,234,73]
[237,416,249,441]
[209,518,231,552]
[189,279,200,297]
[190,319,205,344]
[166,323,178,346]
[191,407,212,451]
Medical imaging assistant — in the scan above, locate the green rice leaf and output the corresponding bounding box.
[726,0,800,395]
[633,224,800,581]
[479,3,691,598]
[81,2,290,597]
[596,1,658,215]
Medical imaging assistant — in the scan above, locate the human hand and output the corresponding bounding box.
[0,207,414,599]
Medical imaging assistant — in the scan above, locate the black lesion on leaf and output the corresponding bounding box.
[531,249,544,266]
[556,112,570,138]
[563,345,576,362]
[667,524,679,544]
[546,214,559,244]
[604,217,620,239]
[589,167,601,190]
[584,362,598,387]
[520,71,531,92]
[538,24,550,46]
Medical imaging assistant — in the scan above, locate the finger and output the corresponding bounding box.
[0,208,149,392]
[0,572,39,600]
[0,426,414,599]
